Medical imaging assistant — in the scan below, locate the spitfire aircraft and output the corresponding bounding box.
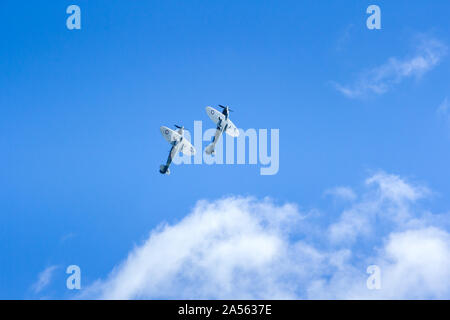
[205,105,240,155]
[159,125,196,175]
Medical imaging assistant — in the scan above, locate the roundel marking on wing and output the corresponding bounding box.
[165,129,169,135]
[211,110,215,115]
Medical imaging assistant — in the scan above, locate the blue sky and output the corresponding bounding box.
[1,1,450,299]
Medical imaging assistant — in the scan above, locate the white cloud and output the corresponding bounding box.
[378,227,450,299]
[84,173,450,299]
[335,24,355,52]
[324,186,357,202]
[32,265,58,294]
[60,232,76,244]
[438,97,449,121]
[366,172,428,203]
[328,172,429,244]
[438,98,449,113]
[334,37,447,98]
[307,227,450,299]
[83,198,305,299]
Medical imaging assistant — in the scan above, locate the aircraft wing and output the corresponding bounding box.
[180,139,196,156]
[225,119,240,137]
[206,106,225,125]
[160,126,181,144]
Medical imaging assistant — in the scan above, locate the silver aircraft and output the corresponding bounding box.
[159,125,196,175]
[205,105,240,155]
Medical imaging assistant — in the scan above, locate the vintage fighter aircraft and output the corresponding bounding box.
[159,125,196,175]
[205,105,240,155]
